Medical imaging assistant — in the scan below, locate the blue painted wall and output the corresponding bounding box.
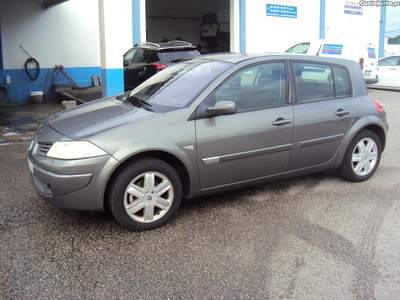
[320,0,326,39]
[1,67,101,104]
[101,68,124,97]
[240,0,246,53]
[132,0,141,45]
[379,1,386,58]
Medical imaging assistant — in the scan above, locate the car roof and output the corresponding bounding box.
[197,52,360,66]
[133,41,197,51]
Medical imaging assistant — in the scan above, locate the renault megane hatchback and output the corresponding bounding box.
[27,53,388,230]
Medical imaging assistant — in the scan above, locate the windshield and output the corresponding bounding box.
[129,59,230,112]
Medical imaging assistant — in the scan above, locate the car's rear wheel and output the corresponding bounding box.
[108,158,182,230]
[340,129,381,182]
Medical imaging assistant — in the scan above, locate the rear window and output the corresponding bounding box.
[157,49,200,63]
[293,62,352,103]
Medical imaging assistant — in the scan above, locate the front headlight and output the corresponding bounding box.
[46,141,108,160]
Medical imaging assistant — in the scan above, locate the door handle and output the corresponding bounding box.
[335,109,350,117]
[272,118,291,126]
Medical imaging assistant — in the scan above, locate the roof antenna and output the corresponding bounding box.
[316,27,329,56]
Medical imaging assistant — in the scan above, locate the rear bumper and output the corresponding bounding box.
[365,76,379,84]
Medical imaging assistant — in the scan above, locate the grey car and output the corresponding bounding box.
[27,53,388,230]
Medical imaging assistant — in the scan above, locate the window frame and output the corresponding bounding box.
[290,60,353,105]
[211,60,291,114]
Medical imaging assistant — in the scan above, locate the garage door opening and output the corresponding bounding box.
[146,0,230,54]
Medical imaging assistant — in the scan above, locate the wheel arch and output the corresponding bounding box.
[334,116,387,169]
[361,124,386,152]
[104,150,193,210]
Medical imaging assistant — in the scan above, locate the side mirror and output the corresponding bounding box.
[123,60,129,67]
[207,101,237,116]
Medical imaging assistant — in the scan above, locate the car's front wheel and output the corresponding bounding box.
[108,158,182,230]
[340,129,382,182]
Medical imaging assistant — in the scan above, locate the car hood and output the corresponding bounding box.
[49,97,155,140]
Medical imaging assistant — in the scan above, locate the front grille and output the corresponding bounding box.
[37,142,53,156]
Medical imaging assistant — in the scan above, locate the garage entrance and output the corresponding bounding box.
[146,0,231,54]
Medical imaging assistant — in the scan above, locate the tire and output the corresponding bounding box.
[108,158,182,231]
[339,129,382,182]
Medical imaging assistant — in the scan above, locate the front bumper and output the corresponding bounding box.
[27,125,119,211]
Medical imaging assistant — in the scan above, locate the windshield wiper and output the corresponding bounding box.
[116,92,154,112]
[127,95,154,112]
[138,98,154,112]
[115,91,130,101]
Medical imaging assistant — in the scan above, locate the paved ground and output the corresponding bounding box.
[0,89,399,299]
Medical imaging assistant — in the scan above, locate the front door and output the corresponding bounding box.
[195,61,294,189]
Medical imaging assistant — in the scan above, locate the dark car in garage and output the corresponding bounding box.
[123,40,200,91]
[28,53,388,231]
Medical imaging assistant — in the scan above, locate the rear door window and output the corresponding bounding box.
[124,49,137,65]
[134,49,152,63]
[293,62,334,102]
[332,66,351,97]
[293,62,352,103]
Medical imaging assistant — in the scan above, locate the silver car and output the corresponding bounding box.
[27,54,388,230]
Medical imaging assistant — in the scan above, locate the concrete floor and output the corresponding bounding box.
[0,104,62,144]
[0,89,399,299]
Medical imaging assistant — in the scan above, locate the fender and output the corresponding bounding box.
[333,114,385,168]
[102,138,200,200]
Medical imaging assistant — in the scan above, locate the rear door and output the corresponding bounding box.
[196,61,294,189]
[288,61,355,170]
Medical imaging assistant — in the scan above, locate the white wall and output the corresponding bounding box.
[99,0,133,69]
[0,0,101,69]
[245,0,382,54]
[325,0,381,48]
[246,0,320,53]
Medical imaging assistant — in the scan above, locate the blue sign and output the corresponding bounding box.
[322,44,343,55]
[344,4,363,16]
[367,47,376,58]
[267,4,297,19]
[344,10,363,15]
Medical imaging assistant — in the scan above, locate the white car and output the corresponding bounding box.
[377,56,400,86]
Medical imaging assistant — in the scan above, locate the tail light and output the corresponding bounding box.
[217,22,221,32]
[359,58,364,70]
[151,62,167,71]
[370,96,385,112]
